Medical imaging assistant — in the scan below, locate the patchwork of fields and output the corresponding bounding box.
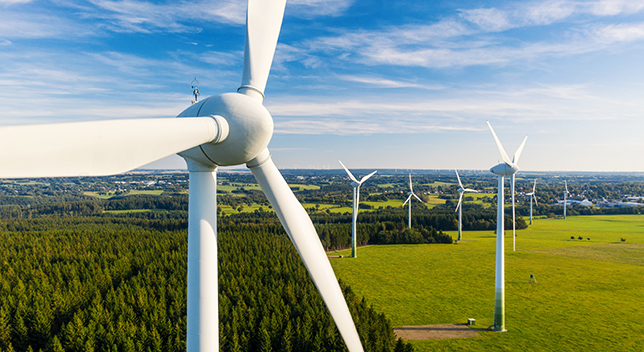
[331,215,644,351]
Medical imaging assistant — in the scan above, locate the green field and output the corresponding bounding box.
[330,215,644,351]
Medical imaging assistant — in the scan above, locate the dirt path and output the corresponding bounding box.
[393,324,487,340]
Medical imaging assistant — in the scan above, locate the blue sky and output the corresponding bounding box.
[1,0,644,172]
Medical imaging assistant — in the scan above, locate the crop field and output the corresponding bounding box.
[330,215,644,351]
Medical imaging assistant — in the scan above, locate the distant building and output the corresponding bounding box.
[554,198,593,207]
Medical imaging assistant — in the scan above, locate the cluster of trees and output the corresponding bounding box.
[0,217,413,352]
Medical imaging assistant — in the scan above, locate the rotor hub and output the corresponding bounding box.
[177,92,274,168]
[490,163,519,177]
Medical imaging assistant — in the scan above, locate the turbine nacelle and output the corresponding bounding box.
[490,162,519,177]
[178,92,274,168]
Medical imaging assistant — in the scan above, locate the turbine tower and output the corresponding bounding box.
[0,1,365,351]
[563,180,569,219]
[526,180,538,225]
[402,174,423,228]
[487,121,527,332]
[339,161,377,258]
[454,170,478,241]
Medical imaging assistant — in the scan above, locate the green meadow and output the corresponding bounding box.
[330,215,644,351]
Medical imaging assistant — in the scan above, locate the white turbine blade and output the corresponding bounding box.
[249,151,364,352]
[532,179,537,193]
[565,180,568,193]
[512,135,528,165]
[403,194,412,206]
[412,192,423,203]
[455,169,464,188]
[455,192,463,212]
[358,170,377,184]
[464,188,478,193]
[0,118,218,178]
[486,121,512,166]
[339,160,358,183]
[408,174,413,192]
[240,0,287,99]
[534,194,538,207]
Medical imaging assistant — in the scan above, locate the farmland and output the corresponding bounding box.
[330,215,644,351]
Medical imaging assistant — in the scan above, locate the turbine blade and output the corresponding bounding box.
[338,160,358,183]
[532,179,537,193]
[486,121,512,166]
[248,151,364,352]
[565,180,568,192]
[408,174,413,192]
[455,169,464,189]
[534,194,538,207]
[412,192,423,203]
[358,170,377,184]
[0,118,218,178]
[240,0,287,99]
[403,194,412,206]
[512,135,528,165]
[455,192,463,212]
[464,188,478,193]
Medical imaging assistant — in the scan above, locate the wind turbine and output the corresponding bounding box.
[487,121,527,332]
[454,170,478,241]
[339,161,377,258]
[563,180,569,219]
[526,180,538,225]
[0,1,364,351]
[402,174,423,228]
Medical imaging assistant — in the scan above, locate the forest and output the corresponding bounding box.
[0,216,414,352]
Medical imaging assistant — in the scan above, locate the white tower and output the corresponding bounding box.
[487,121,527,332]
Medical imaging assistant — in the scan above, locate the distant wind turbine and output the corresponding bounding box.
[402,174,423,228]
[454,170,478,241]
[339,161,377,258]
[487,121,527,332]
[526,180,538,225]
[564,180,569,219]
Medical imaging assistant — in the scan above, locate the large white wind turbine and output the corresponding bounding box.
[339,161,377,258]
[454,170,478,241]
[526,180,538,225]
[487,121,527,332]
[402,174,423,228]
[0,1,364,351]
[563,180,569,219]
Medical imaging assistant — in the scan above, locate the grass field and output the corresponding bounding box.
[330,215,644,351]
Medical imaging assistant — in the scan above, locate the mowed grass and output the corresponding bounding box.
[330,215,644,351]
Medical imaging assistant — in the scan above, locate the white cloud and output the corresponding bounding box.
[288,0,354,17]
[460,8,511,32]
[593,23,644,43]
[522,0,576,26]
[586,0,644,16]
[0,11,91,39]
[264,82,640,135]
[337,75,444,89]
[0,0,33,4]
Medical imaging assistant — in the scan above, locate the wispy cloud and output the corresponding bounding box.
[291,0,644,70]
[288,0,354,18]
[337,75,444,89]
[265,82,642,135]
